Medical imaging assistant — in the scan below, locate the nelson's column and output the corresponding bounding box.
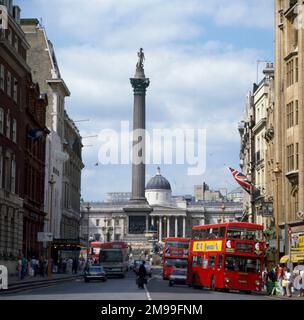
[124,49,153,252]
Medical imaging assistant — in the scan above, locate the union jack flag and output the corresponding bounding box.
[228,167,252,194]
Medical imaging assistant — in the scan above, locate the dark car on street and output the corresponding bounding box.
[169,269,187,287]
[84,266,107,282]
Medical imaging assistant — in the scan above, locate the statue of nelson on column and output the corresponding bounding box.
[136,48,145,70]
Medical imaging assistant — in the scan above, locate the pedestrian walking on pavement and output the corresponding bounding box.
[21,256,27,279]
[283,268,293,297]
[276,264,284,296]
[17,256,22,280]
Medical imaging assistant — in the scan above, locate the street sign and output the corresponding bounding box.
[37,232,53,242]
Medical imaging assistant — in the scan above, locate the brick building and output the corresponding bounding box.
[0,1,27,273]
[0,1,48,273]
[23,81,48,259]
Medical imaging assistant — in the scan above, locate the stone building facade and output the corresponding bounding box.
[274,0,304,257]
[21,19,71,241]
[239,64,275,230]
[80,169,243,254]
[61,111,84,240]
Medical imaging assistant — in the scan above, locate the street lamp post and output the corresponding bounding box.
[108,226,113,242]
[86,203,91,261]
[273,163,282,265]
[47,175,55,279]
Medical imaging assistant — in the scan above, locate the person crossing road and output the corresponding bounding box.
[137,261,147,289]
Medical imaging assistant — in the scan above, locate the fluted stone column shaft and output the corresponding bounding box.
[183,217,186,238]
[175,217,178,237]
[130,78,149,201]
[167,217,170,238]
[159,217,162,242]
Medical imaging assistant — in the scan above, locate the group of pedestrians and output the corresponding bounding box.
[17,256,48,280]
[56,257,85,274]
[17,256,88,280]
[264,263,301,297]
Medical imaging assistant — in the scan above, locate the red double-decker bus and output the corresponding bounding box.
[187,222,265,294]
[162,237,190,280]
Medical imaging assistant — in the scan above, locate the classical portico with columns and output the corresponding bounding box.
[80,167,243,253]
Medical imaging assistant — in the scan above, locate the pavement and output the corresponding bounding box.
[1,272,82,295]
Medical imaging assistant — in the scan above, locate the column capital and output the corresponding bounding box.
[130,78,150,95]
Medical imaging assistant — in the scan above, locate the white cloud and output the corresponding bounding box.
[16,0,273,200]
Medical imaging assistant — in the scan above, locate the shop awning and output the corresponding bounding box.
[280,253,304,264]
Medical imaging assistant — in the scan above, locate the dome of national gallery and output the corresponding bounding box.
[146,167,171,191]
[145,167,172,206]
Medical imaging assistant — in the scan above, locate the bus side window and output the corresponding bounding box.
[198,256,202,267]
[217,254,222,269]
[209,256,215,268]
[193,256,198,267]
[219,227,226,238]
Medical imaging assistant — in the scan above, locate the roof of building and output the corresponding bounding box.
[146,167,171,191]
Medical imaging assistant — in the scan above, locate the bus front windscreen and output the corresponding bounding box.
[100,250,123,262]
[224,256,261,273]
[165,258,187,268]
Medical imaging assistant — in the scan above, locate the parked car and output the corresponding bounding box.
[84,266,107,282]
[134,260,152,277]
[169,269,187,287]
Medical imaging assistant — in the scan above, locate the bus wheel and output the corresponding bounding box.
[210,277,216,291]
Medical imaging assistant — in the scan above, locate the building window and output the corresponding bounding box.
[287,144,295,172]
[295,100,298,125]
[287,101,294,128]
[0,149,3,189]
[6,71,11,97]
[96,219,100,227]
[286,59,294,87]
[4,153,10,191]
[12,119,17,143]
[13,34,18,51]
[7,29,12,44]
[0,65,4,91]
[295,57,298,82]
[6,111,10,139]
[296,143,299,170]
[13,78,17,102]
[11,158,16,193]
[0,108,4,134]
[115,219,120,226]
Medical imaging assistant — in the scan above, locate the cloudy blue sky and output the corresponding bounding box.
[16,0,274,201]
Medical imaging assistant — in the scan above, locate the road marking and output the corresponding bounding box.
[144,277,153,300]
[144,284,152,300]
